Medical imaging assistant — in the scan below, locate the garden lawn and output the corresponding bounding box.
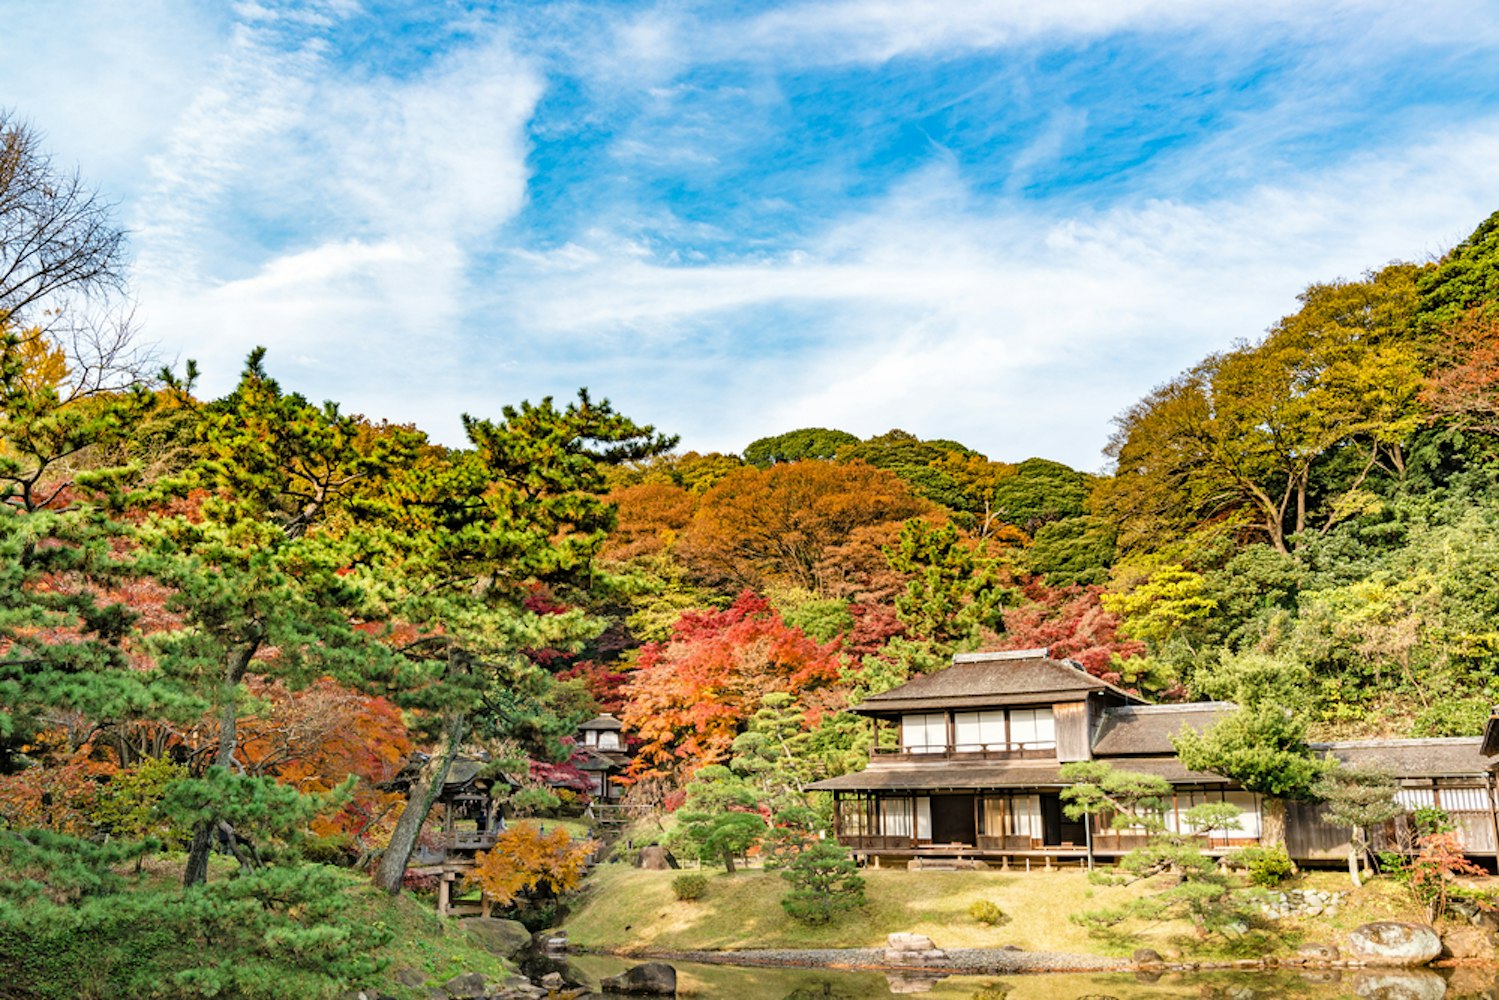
[565,864,1178,956]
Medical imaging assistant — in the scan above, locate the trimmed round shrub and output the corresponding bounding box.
[1237,845,1295,887]
[968,899,1009,925]
[672,873,708,901]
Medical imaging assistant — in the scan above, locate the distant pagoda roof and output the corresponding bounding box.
[579,713,624,732]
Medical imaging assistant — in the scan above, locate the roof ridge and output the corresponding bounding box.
[1313,737,1483,748]
[1107,702,1236,715]
[952,648,1051,663]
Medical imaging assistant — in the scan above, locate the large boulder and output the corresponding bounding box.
[1347,923,1443,967]
[466,917,534,959]
[1351,969,1448,1000]
[885,932,947,965]
[1296,942,1339,963]
[600,963,677,996]
[442,972,490,998]
[1441,924,1497,960]
[636,846,678,871]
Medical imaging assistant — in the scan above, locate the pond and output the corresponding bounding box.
[562,954,1499,1000]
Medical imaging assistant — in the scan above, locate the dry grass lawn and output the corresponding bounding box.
[564,863,1456,961]
[566,864,1183,956]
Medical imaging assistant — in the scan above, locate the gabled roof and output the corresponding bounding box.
[1092,702,1236,757]
[851,648,1143,715]
[1481,711,1499,758]
[1313,738,1489,779]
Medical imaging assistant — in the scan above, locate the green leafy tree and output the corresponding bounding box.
[743,428,859,467]
[369,389,673,892]
[93,756,190,864]
[1310,764,1401,887]
[988,457,1091,532]
[1417,209,1499,332]
[779,838,865,924]
[0,830,391,999]
[669,765,766,873]
[132,350,425,885]
[1173,653,1326,844]
[1099,265,1426,554]
[886,519,1010,645]
[1074,803,1254,942]
[1059,760,1172,833]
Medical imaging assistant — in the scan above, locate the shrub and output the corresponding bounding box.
[1411,807,1454,836]
[672,873,708,901]
[968,900,1009,925]
[1236,845,1295,887]
[780,840,864,925]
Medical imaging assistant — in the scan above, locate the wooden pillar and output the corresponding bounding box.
[436,874,451,917]
[1486,774,1499,871]
[946,712,956,755]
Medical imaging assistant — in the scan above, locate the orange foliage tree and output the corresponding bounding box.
[1423,308,1499,433]
[234,678,412,852]
[599,482,698,562]
[467,822,596,912]
[680,460,928,593]
[620,592,845,781]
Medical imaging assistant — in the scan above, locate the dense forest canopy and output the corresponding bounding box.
[5,108,1499,995]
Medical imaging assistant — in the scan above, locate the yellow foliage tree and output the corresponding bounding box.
[466,823,596,911]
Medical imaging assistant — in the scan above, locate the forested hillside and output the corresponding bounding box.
[4,105,1499,994]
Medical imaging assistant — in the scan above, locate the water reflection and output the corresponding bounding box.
[567,954,1499,1000]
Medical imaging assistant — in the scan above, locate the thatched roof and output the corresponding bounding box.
[851,649,1142,715]
[1092,703,1236,757]
[1314,738,1489,779]
[579,713,624,732]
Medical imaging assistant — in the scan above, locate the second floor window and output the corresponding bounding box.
[901,713,947,754]
[943,707,1057,753]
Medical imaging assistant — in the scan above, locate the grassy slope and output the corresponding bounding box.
[127,857,519,1000]
[564,864,1443,960]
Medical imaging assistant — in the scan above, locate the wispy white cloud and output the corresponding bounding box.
[121,2,543,410]
[482,123,1499,467]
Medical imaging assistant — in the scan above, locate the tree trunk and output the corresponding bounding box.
[373,709,467,894]
[722,849,736,875]
[1347,842,1363,888]
[183,641,258,886]
[1260,797,1286,847]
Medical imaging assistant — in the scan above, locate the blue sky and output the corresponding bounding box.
[4,1,1499,469]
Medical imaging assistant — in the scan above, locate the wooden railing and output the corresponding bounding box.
[870,742,1056,761]
[442,829,500,850]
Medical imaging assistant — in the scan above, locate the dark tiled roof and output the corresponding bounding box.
[852,649,1142,714]
[1314,738,1489,779]
[579,713,624,731]
[1092,703,1237,757]
[806,755,1228,792]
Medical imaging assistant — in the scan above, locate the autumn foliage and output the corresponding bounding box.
[467,822,596,910]
[622,592,844,780]
[1000,581,1145,679]
[679,460,928,592]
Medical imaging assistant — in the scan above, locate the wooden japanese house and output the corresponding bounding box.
[809,648,1499,867]
[575,713,630,804]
